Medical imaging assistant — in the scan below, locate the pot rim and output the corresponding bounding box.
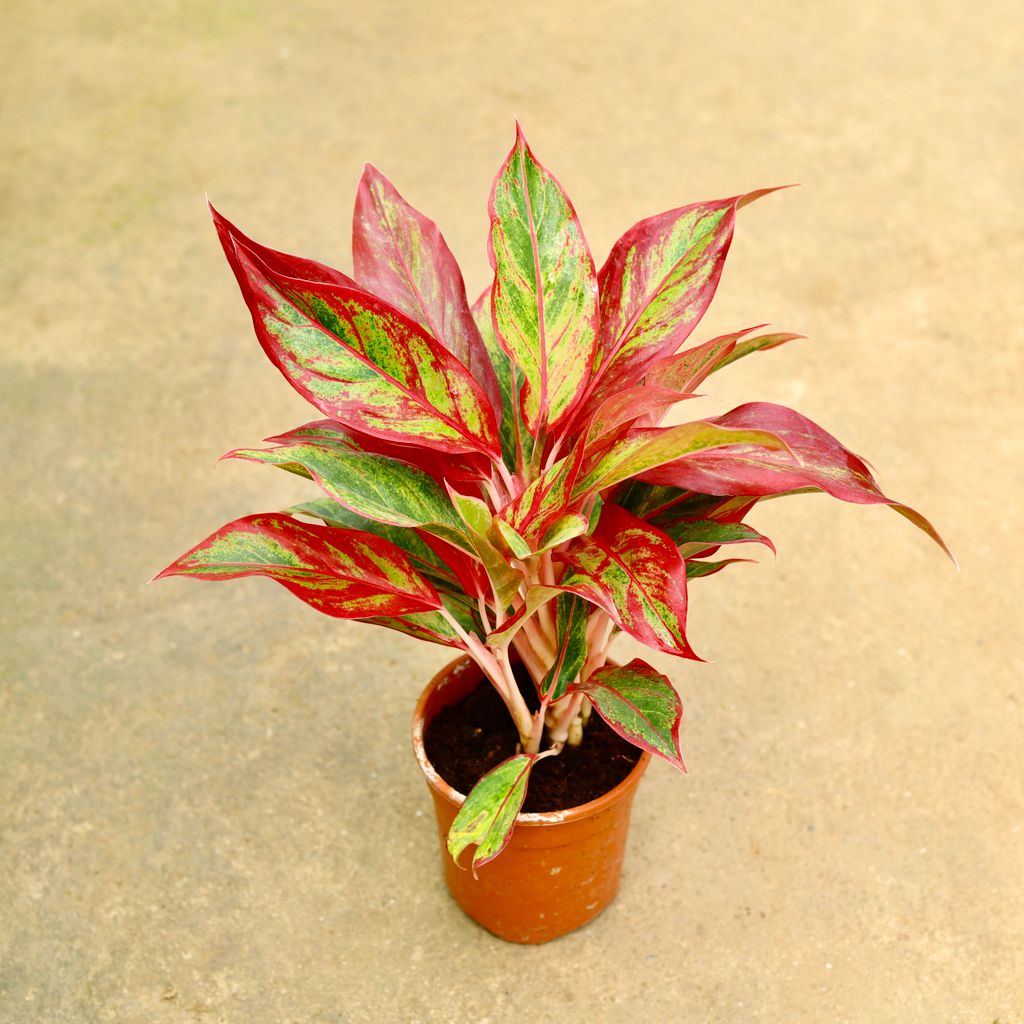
[412,654,652,827]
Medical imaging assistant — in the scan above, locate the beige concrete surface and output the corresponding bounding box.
[2,1,1022,1021]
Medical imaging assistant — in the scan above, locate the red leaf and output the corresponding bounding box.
[640,402,955,562]
[353,165,501,414]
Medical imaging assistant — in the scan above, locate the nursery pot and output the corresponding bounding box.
[412,655,651,944]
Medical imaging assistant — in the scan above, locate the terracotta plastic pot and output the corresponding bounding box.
[412,655,651,944]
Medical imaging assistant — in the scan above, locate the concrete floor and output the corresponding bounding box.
[2,1,1021,1021]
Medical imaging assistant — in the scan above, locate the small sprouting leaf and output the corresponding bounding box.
[536,513,589,554]
[574,659,685,771]
[540,594,590,700]
[496,519,532,559]
[489,124,600,433]
[449,490,524,609]
[447,754,535,873]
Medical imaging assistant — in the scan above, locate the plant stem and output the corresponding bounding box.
[439,608,533,742]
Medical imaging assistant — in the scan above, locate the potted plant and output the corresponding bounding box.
[156,124,953,944]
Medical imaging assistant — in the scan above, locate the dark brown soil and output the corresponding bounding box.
[424,664,641,813]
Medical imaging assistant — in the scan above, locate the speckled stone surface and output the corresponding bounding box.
[2,1,1021,1021]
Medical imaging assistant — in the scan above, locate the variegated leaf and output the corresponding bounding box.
[573,659,685,771]
[265,420,491,484]
[488,124,600,433]
[573,421,788,499]
[154,513,442,618]
[557,504,698,659]
[539,594,589,700]
[223,428,470,552]
[642,326,802,403]
[587,189,784,406]
[359,593,481,649]
[286,497,461,590]
[500,442,586,544]
[212,207,501,460]
[447,754,535,873]
[639,402,955,563]
[471,287,523,469]
[712,331,804,373]
[353,165,501,413]
[536,512,589,554]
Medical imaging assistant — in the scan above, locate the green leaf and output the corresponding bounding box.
[574,659,685,771]
[712,331,803,373]
[537,513,589,554]
[226,430,471,552]
[539,595,589,700]
[447,754,535,873]
[686,558,754,579]
[661,519,775,559]
[488,124,600,433]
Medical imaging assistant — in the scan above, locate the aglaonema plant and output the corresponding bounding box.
[156,124,953,872]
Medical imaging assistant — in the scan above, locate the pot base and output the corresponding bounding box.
[412,656,651,944]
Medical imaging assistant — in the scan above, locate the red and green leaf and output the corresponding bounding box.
[572,659,685,771]
[499,442,586,545]
[539,594,590,700]
[573,421,789,499]
[286,496,466,593]
[447,754,535,873]
[583,189,783,411]
[353,165,501,413]
[644,327,803,399]
[154,513,442,618]
[557,504,698,659]
[640,402,954,562]
[209,201,361,290]
[488,124,600,434]
[212,207,501,460]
